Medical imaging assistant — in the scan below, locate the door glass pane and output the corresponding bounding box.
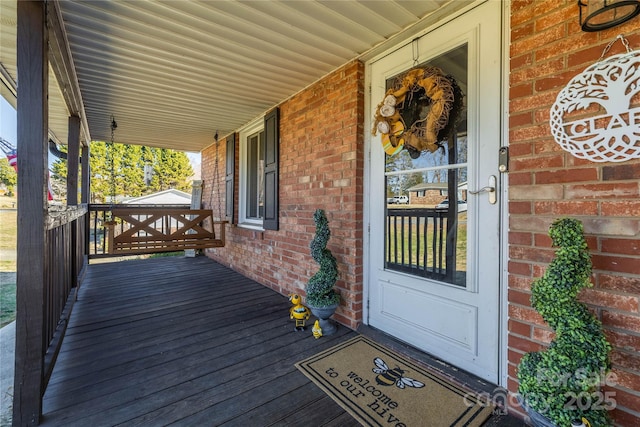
[384,44,468,287]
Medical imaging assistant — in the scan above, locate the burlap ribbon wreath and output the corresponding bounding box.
[373,67,458,156]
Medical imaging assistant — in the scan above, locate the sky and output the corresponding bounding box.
[0,96,201,174]
[0,96,17,147]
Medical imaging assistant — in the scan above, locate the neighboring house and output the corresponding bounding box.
[122,189,192,205]
[406,182,468,206]
[6,1,640,425]
[123,189,194,232]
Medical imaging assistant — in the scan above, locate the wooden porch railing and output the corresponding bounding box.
[88,204,225,257]
[42,205,88,387]
[15,204,225,424]
[386,207,449,281]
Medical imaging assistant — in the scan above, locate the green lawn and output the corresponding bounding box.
[387,213,468,271]
[0,195,17,326]
[0,212,17,273]
[0,280,16,328]
[0,210,17,250]
[0,194,16,209]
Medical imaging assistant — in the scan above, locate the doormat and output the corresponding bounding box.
[295,336,493,427]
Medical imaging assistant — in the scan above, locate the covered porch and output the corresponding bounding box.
[4,0,640,424]
[6,1,488,423]
[36,255,519,426]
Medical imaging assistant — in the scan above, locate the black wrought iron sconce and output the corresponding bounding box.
[578,0,640,31]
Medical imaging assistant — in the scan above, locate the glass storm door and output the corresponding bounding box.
[367,1,502,383]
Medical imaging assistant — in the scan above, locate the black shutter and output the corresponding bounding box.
[225,133,235,223]
[263,107,279,230]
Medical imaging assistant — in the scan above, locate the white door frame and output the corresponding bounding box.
[362,0,510,387]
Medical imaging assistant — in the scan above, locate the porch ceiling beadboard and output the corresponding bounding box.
[0,0,468,152]
[1,1,89,146]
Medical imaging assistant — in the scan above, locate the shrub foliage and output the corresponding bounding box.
[517,218,611,426]
[305,209,340,308]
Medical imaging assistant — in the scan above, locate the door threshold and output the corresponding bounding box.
[356,324,526,426]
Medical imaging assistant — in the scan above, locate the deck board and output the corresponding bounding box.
[274,392,352,426]
[41,256,358,426]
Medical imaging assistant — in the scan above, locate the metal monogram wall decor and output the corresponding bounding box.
[549,35,640,163]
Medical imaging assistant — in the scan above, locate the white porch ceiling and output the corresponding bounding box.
[1,0,470,153]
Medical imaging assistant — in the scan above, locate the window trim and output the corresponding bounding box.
[225,133,235,223]
[238,117,265,229]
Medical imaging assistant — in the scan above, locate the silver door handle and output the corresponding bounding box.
[468,175,497,204]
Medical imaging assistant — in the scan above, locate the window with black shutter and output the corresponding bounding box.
[237,108,279,230]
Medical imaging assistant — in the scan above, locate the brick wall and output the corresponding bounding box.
[509,1,640,424]
[409,190,447,206]
[201,61,365,330]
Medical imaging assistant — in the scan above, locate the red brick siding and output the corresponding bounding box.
[509,1,640,424]
[410,190,448,206]
[201,61,365,330]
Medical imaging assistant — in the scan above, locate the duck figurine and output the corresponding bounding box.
[312,320,323,339]
[289,294,310,331]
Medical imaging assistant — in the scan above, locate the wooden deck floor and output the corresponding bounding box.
[40,255,524,427]
[41,256,360,426]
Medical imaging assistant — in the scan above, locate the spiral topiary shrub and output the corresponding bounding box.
[517,218,612,426]
[305,209,340,308]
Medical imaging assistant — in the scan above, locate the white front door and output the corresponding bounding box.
[366,1,502,383]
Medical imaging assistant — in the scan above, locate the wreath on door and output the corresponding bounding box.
[372,67,462,157]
